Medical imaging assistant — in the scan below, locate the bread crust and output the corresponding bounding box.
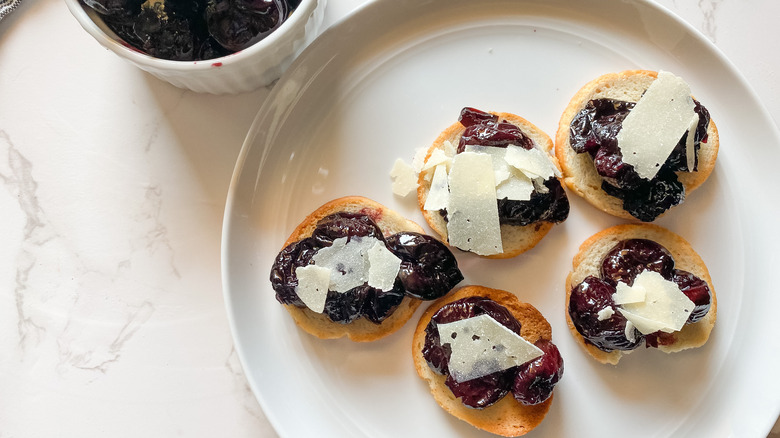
[417,111,563,259]
[412,286,556,436]
[554,70,720,220]
[564,224,717,365]
[279,196,426,342]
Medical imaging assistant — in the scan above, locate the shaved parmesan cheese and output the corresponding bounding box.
[437,314,544,383]
[311,236,401,293]
[367,241,401,291]
[311,236,372,292]
[504,145,559,180]
[294,265,331,313]
[618,307,670,335]
[423,164,449,211]
[617,71,697,180]
[446,152,503,256]
[442,140,457,157]
[597,306,615,321]
[613,282,646,304]
[390,159,417,197]
[411,147,428,172]
[625,320,637,343]
[496,169,534,201]
[464,144,512,185]
[421,148,451,171]
[616,270,695,334]
[685,113,699,171]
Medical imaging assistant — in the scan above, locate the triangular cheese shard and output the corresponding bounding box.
[617,71,697,180]
[446,152,502,255]
[437,314,543,383]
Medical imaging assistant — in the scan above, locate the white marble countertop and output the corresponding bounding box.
[1,0,778,436]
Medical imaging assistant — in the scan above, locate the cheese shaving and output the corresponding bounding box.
[294,265,331,313]
[597,306,615,321]
[446,152,503,256]
[423,164,449,211]
[504,145,559,180]
[617,71,697,180]
[616,270,696,334]
[437,314,543,383]
[390,158,418,197]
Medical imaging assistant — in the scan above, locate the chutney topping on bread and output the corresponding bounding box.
[565,223,717,365]
[413,286,563,437]
[555,70,719,222]
[270,196,463,342]
[417,107,569,259]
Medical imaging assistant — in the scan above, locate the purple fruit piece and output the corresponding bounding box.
[512,339,563,405]
[600,239,675,286]
[568,276,643,351]
[385,232,463,301]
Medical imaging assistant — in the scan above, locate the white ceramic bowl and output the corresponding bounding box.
[65,0,326,94]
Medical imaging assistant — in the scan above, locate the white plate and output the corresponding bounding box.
[222,0,780,436]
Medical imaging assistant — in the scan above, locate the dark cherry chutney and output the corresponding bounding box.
[568,98,711,222]
[452,107,569,226]
[81,0,299,61]
[270,212,463,324]
[422,296,563,408]
[568,238,712,352]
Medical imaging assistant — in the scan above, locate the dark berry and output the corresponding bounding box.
[600,239,675,286]
[269,237,318,306]
[512,339,563,405]
[496,177,569,226]
[444,370,512,409]
[422,320,450,375]
[569,99,634,155]
[458,107,498,127]
[360,280,406,324]
[672,269,711,323]
[309,212,384,247]
[568,276,643,351]
[592,143,633,183]
[197,36,233,59]
[205,0,286,52]
[322,287,368,324]
[385,232,463,300]
[132,1,200,61]
[456,107,533,152]
[457,121,534,152]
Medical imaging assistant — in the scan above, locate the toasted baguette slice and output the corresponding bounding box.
[417,111,565,259]
[565,224,717,365]
[554,70,719,220]
[279,196,426,342]
[412,286,556,436]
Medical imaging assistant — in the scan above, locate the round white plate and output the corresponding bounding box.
[222,0,780,436]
